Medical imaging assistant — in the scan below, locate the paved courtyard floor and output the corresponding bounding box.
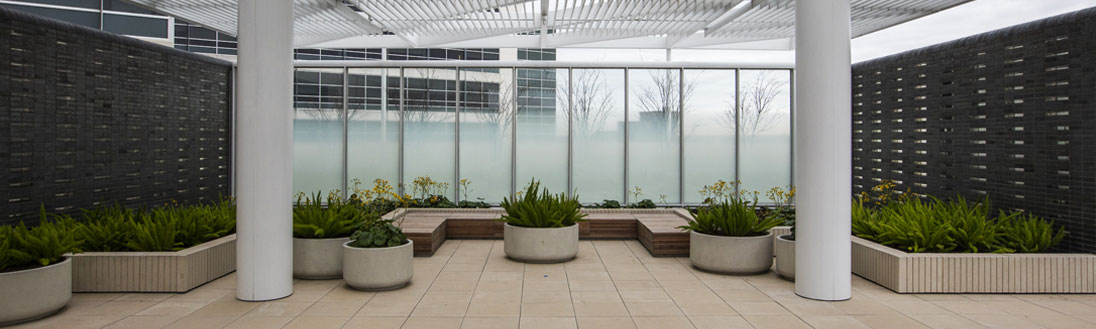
[11,240,1096,329]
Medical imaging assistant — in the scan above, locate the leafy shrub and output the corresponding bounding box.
[627,199,656,208]
[851,195,1066,253]
[76,204,136,252]
[0,208,82,272]
[678,197,782,237]
[348,215,407,248]
[458,200,491,208]
[127,210,184,251]
[593,200,621,209]
[499,180,587,228]
[293,192,367,239]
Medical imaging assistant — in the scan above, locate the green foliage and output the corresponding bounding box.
[458,200,491,208]
[0,208,82,271]
[678,198,781,237]
[851,196,1066,253]
[126,211,184,252]
[997,212,1066,253]
[499,179,587,228]
[293,192,365,239]
[77,204,137,252]
[348,217,407,248]
[593,200,621,208]
[627,199,656,209]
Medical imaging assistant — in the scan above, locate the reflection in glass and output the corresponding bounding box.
[738,70,792,202]
[628,69,681,204]
[516,68,568,195]
[293,68,344,195]
[403,68,457,199]
[683,70,736,203]
[459,68,513,202]
[572,69,625,203]
[347,68,399,193]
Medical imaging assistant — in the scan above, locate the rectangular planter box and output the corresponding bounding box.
[70,234,236,292]
[852,236,1096,293]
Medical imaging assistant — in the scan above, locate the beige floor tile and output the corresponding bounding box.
[524,280,570,292]
[283,315,349,329]
[915,294,970,301]
[677,301,738,316]
[443,262,487,272]
[431,280,481,291]
[576,316,636,329]
[411,301,471,317]
[688,316,755,329]
[134,300,209,317]
[460,317,519,329]
[303,300,367,317]
[165,288,232,302]
[480,271,524,281]
[632,316,696,329]
[522,290,572,303]
[1028,300,1096,315]
[962,314,1043,329]
[907,314,989,329]
[566,263,608,272]
[72,301,157,318]
[114,293,175,303]
[320,284,376,302]
[359,301,420,317]
[1019,314,1096,329]
[567,271,611,281]
[569,280,617,291]
[800,315,872,329]
[830,298,898,315]
[613,281,662,291]
[780,301,845,316]
[103,315,178,329]
[880,300,952,315]
[572,301,631,317]
[521,302,575,317]
[222,315,294,329]
[727,302,789,315]
[977,300,1059,316]
[609,271,656,281]
[929,301,1004,314]
[853,314,929,329]
[465,301,522,317]
[162,314,238,329]
[342,316,407,329]
[247,301,314,317]
[401,316,463,329]
[713,289,773,302]
[619,290,673,303]
[571,290,623,304]
[624,301,683,316]
[518,316,577,329]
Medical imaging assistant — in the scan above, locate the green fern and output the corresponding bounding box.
[1,208,82,271]
[997,212,1066,253]
[678,197,781,237]
[292,192,362,238]
[126,211,184,252]
[499,179,587,228]
[77,204,136,252]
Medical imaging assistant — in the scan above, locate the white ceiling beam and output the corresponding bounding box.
[703,0,753,35]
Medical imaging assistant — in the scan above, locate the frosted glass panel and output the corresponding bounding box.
[403,68,456,199]
[739,70,792,202]
[347,68,399,193]
[683,69,736,203]
[459,68,512,202]
[572,69,625,203]
[628,69,681,204]
[516,68,568,196]
[293,68,343,195]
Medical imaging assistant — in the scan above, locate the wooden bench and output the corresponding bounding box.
[384,208,692,257]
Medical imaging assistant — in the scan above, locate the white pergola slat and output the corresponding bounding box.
[127,0,969,49]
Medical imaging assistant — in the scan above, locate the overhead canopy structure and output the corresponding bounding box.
[128,0,969,49]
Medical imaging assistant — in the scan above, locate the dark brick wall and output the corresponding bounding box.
[852,8,1096,253]
[0,7,232,225]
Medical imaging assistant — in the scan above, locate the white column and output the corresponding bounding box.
[236,0,294,301]
[794,0,851,301]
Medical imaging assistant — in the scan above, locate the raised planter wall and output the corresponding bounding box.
[70,234,236,292]
[852,236,1096,293]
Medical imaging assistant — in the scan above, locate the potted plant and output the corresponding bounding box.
[767,186,796,279]
[0,213,80,326]
[292,192,362,279]
[679,197,782,274]
[342,216,413,290]
[499,179,587,263]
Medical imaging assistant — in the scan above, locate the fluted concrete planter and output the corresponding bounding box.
[774,235,795,280]
[342,240,413,290]
[71,234,235,292]
[0,258,71,326]
[689,231,773,274]
[293,237,351,279]
[504,223,578,263]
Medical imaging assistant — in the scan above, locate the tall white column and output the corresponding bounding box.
[794,0,852,301]
[236,0,294,301]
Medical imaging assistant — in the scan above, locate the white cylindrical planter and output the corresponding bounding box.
[236,0,294,301]
[774,235,795,280]
[689,231,773,274]
[293,237,351,279]
[794,0,852,301]
[342,240,414,290]
[503,223,578,263]
[0,258,71,326]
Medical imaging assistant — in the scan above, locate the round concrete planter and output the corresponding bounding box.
[689,231,773,274]
[342,240,413,290]
[504,223,578,263]
[0,257,71,326]
[774,235,795,280]
[294,237,351,279]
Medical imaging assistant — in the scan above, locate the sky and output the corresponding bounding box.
[557,0,1096,64]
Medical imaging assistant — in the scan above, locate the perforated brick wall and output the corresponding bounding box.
[851,8,1096,253]
[0,7,232,225]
